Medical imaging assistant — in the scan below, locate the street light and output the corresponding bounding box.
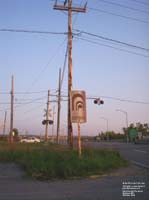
[116,109,129,143]
[100,117,109,141]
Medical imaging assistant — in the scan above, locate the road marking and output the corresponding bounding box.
[131,160,149,169]
[133,149,147,154]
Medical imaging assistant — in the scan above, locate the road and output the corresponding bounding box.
[85,141,149,169]
[0,142,148,200]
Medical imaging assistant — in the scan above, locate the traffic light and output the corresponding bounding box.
[94,98,104,105]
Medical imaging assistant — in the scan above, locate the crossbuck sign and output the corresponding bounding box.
[71,90,87,123]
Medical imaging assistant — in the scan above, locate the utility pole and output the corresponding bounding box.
[10,75,14,143]
[116,109,129,143]
[45,90,50,142]
[77,119,82,159]
[3,111,7,135]
[53,0,86,149]
[56,68,62,144]
[52,106,56,137]
[100,117,109,141]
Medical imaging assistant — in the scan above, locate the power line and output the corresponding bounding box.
[13,37,67,99]
[0,28,68,96]
[1,92,148,107]
[88,6,149,24]
[0,29,67,35]
[97,0,149,14]
[80,36,149,57]
[74,35,149,57]
[61,43,68,87]
[0,102,45,105]
[1,27,148,52]
[87,96,149,105]
[15,96,46,101]
[129,0,149,6]
[74,29,149,52]
[23,104,44,114]
[0,90,47,94]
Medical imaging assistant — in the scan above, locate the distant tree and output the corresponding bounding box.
[123,122,149,136]
[98,131,125,140]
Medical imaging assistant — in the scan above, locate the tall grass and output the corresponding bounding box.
[0,142,128,180]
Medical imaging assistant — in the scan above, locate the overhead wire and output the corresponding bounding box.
[88,6,149,24]
[50,0,149,24]
[61,43,68,88]
[0,90,47,95]
[0,28,68,95]
[22,37,67,95]
[1,27,148,57]
[74,35,149,57]
[129,0,149,6]
[74,29,149,52]
[97,0,149,14]
[0,29,67,35]
[87,96,149,105]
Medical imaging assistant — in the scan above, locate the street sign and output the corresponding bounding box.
[71,90,87,123]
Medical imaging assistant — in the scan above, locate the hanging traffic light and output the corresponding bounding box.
[94,98,104,105]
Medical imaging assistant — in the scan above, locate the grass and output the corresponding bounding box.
[0,142,128,180]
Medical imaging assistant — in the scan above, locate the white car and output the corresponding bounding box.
[20,137,40,143]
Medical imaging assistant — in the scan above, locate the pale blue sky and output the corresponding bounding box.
[0,0,149,135]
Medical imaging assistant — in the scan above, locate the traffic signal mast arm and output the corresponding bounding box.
[87,97,104,105]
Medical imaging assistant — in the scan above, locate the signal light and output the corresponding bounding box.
[42,119,53,125]
[100,100,104,104]
[94,98,104,105]
[49,120,53,125]
[94,99,98,104]
[42,120,46,125]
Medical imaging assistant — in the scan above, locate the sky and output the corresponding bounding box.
[0,0,149,136]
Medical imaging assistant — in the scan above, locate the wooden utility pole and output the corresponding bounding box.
[10,75,14,143]
[3,111,7,135]
[56,68,62,144]
[45,90,50,141]
[77,120,82,159]
[53,0,86,149]
[52,106,56,137]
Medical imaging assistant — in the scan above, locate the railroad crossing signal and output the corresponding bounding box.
[42,119,53,125]
[42,108,53,125]
[43,108,52,117]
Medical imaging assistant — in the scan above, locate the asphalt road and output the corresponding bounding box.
[0,142,148,200]
[85,141,149,169]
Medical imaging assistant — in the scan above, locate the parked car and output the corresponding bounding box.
[20,137,40,143]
